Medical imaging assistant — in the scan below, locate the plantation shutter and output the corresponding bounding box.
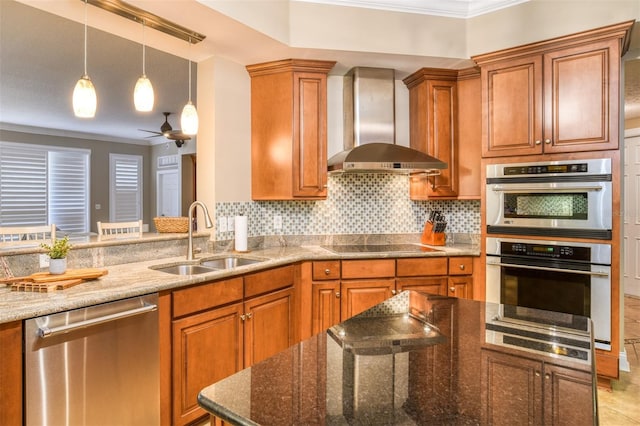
[0,143,48,226]
[110,154,142,222]
[48,150,90,233]
[0,142,90,233]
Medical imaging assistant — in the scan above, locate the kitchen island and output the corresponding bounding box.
[198,291,597,425]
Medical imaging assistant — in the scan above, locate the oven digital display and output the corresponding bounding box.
[532,246,554,253]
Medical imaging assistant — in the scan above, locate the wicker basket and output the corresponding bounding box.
[154,217,190,233]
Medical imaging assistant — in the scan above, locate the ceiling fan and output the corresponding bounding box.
[140,112,191,147]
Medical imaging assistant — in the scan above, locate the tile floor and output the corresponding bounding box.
[598,295,640,425]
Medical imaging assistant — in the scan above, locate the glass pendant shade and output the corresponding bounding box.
[134,75,154,111]
[181,101,199,135]
[73,75,97,118]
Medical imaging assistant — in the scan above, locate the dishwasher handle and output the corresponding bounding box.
[37,302,158,338]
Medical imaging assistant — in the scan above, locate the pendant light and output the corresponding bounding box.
[73,0,97,118]
[134,21,154,112]
[181,39,198,135]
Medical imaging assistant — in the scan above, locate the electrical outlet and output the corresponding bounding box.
[39,254,50,268]
[274,215,282,230]
[227,216,235,232]
[218,217,227,232]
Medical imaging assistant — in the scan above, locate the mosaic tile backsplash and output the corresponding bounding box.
[215,173,480,240]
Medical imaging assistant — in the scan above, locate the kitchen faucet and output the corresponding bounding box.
[187,201,214,260]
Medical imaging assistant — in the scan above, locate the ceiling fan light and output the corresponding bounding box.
[73,75,97,118]
[134,75,154,112]
[181,101,198,135]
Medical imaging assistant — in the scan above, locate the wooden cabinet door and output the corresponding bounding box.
[543,38,620,153]
[293,71,328,198]
[481,349,544,425]
[340,279,395,320]
[481,55,544,157]
[543,364,595,425]
[172,302,244,426]
[244,286,295,366]
[311,280,341,335]
[448,276,473,300]
[408,76,459,198]
[0,321,22,426]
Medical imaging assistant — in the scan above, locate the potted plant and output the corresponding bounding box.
[41,235,72,274]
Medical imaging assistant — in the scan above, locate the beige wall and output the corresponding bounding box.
[467,0,639,57]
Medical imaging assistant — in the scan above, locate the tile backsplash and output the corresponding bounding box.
[215,173,480,240]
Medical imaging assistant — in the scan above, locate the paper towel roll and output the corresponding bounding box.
[234,216,248,252]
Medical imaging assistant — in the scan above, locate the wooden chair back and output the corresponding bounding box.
[0,224,56,247]
[97,220,143,240]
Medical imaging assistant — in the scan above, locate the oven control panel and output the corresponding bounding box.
[503,162,589,176]
[501,241,590,261]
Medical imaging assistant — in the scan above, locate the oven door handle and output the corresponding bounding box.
[490,185,604,192]
[489,261,610,277]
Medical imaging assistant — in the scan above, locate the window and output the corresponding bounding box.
[109,153,143,222]
[0,142,90,233]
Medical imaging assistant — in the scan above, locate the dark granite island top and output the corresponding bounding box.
[198,291,598,425]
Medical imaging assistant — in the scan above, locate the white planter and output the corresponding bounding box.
[49,258,67,275]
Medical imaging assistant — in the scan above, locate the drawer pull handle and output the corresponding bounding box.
[336,292,341,298]
[325,268,331,275]
[449,287,455,293]
[459,264,465,270]
[535,140,541,145]
[246,312,253,319]
[544,139,551,144]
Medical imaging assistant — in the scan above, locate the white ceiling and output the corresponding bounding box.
[0,0,638,144]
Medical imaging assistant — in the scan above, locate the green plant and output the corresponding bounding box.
[41,235,72,259]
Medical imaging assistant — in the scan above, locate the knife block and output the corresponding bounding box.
[421,221,446,246]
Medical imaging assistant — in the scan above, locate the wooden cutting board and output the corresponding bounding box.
[0,268,108,284]
[2,268,108,292]
[28,268,108,283]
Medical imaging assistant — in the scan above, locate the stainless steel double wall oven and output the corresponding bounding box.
[485,158,613,351]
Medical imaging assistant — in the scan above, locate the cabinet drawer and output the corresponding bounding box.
[244,265,294,298]
[341,259,395,279]
[312,261,341,280]
[448,257,473,275]
[173,278,243,318]
[396,257,448,277]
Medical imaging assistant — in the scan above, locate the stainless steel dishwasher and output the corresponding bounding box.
[25,294,159,425]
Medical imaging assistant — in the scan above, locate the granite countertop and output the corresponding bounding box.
[198,291,597,425]
[0,241,479,324]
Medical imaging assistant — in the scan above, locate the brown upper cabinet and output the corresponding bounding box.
[403,67,481,200]
[247,59,336,200]
[473,21,634,158]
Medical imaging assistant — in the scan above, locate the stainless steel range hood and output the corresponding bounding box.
[327,67,447,174]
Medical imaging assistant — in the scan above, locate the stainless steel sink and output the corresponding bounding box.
[152,264,217,275]
[201,256,265,270]
[151,255,267,275]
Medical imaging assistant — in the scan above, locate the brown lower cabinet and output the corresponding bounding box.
[0,320,22,425]
[311,257,475,335]
[481,348,594,425]
[169,265,295,426]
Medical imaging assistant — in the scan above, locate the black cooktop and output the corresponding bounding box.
[321,244,441,254]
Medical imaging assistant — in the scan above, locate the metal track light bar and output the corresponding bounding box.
[85,0,206,43]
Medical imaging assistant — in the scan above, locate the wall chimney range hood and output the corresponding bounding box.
[328,67,447,174]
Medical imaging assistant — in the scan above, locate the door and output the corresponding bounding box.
[624,131,640,297]
[340,279,395,320]
[157,168,181,217]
